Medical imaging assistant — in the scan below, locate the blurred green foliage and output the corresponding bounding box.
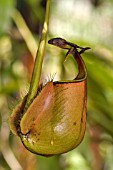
[0,0,113,170]
[0,0,15,36]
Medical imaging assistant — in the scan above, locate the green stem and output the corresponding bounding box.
[24,0,51,112]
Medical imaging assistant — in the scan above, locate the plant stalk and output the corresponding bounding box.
[24,0,51,112]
